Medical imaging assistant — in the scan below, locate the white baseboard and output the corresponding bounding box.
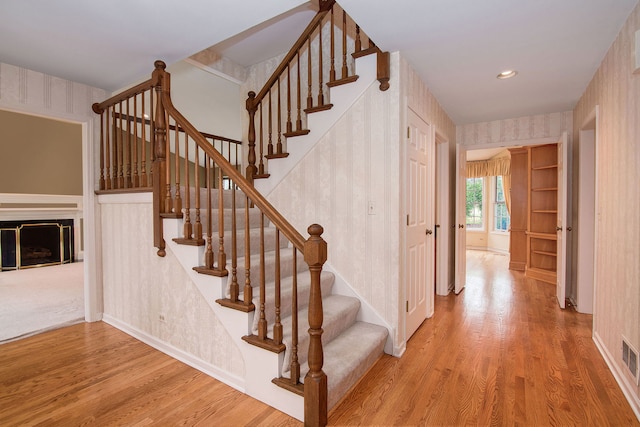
[102,314,245,393]
[593,331,640,421]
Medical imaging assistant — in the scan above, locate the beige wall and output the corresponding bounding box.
[573,2,640,408]
[100,199,244,377]
[0,110,82,195]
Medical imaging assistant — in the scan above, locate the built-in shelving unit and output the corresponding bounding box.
[526,144,558,284]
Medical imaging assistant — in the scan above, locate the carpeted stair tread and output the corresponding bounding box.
[281,294,360,379]
[300,321,388,410]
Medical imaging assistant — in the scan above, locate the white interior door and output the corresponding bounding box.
[454,144,467,294]
[556,132,569,308]
[405,109,434,338]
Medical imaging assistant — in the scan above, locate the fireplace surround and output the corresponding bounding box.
[0,219,74,270]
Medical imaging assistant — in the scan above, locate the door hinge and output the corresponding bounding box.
[407,126,410,139]
[406,301,409,312]
[406,215,409,225]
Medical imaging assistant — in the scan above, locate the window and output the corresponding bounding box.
[494,176,510,232]
[466,177,484,229]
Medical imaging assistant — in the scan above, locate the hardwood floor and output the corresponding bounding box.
[1,250,637,426]
[330,250,639,426]
[0,322,298,426]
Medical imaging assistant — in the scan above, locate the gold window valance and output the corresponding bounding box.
[466,157,510,177]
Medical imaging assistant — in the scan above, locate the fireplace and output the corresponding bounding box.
[0,219,74,270]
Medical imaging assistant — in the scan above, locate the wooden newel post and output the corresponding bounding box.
[304,224,328,427]
[152,60,167,257]
[377,51,390,91]
[246,91,258,184]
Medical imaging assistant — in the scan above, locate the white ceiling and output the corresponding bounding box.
[1,0,637,125]
[0,0,307,92]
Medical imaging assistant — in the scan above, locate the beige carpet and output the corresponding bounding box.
[0,262,84,343]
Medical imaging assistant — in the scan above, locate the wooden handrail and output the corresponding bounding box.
[250,2,335,108]
[92,77,158,114]
[245,0,388,181]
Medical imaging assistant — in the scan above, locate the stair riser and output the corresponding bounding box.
[204,228,289,258]
[229,252,309,298]
[183,208,263,233]
[180,188,247,209]
[251,272,335,335]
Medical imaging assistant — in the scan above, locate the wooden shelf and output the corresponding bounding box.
[526,144,559,284]
[532,250,557,257]
[527,232,557,240]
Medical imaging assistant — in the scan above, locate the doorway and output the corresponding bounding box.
[455,135,571,303]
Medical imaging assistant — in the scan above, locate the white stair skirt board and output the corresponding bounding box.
[255,54,378,197]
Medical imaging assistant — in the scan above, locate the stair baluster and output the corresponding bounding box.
[290,249,300,383]
[118,101,125,188]
[296,52,303,132]
[98,112,105,190]
[330,8,336,82]
[125,98,132,188]
[204,157,214,268]
[216,165,226,272]
[243,195,254,309]
[183,132,193,239]
[268,93,273,156]
[173,123,182,213]
[273,230,283,345]
[258,213,267,340]
[229,181,240,302]
[286,64,293,135]
[341,11,348,79]
[193,144,203,243]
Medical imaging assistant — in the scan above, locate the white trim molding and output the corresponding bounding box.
[103,315,246,393]
[593,332,640,421]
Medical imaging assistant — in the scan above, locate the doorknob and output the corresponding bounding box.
[567,226,572,231]
[426,229,433,235]
[556,226,562,231]
[458,224,464,229]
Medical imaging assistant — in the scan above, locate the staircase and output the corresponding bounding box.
[163,185,388,415]
[91,1,392,424]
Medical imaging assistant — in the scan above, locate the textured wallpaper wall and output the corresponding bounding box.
[457,110,573,147]
[573,2,640,403]
[100,200,245,377]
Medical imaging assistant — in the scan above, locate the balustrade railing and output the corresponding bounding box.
[93,90,242,193]
[93,60,329,426]
[245,0,389,182]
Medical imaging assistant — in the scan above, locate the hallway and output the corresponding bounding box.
[329,250,639,425]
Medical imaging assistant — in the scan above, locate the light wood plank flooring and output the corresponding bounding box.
[1,250,637,426]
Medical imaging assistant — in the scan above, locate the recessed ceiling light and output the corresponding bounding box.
[497,70,518,79]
